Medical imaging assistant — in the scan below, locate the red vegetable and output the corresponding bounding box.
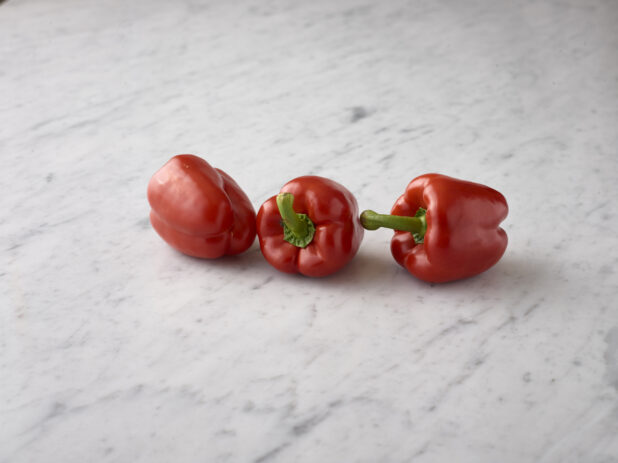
[147,154,256,258]
[361,173,508,283]
[256,176,364,277]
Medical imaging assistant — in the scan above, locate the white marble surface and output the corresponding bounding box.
[2,0,617,461]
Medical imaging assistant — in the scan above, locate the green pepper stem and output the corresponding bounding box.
[276,193,316,248]
[360,209,426,237]
[277,193,307,236]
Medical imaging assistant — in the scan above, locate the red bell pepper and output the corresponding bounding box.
[360,173,508,283]
[256,176,364,277]
[147,154,256,258]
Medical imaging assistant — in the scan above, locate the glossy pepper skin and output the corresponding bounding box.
[147,154,256,258]
[256,176,364,277]
[390,174,508,283]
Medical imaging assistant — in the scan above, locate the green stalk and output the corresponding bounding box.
[360,208,427,244]
[276,193,315,248]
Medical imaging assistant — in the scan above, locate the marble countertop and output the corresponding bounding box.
[2,0,617,461]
